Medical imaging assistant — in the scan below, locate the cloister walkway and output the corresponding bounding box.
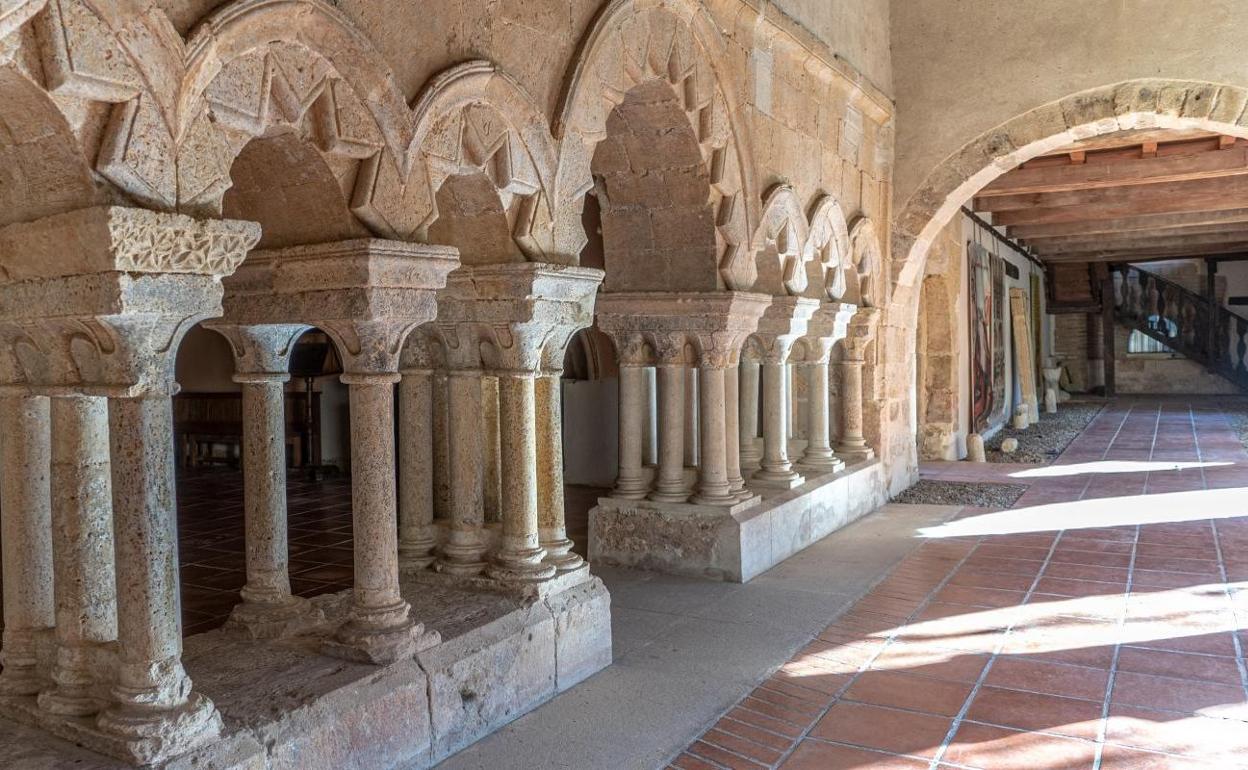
[666,399,1248,770]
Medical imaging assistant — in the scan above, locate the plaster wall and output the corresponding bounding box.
[889,0,1248,216]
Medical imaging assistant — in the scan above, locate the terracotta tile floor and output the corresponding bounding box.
[672,399,1248,770]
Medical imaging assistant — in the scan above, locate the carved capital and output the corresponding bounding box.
[0,207,259,285]
[843,306,882,362]
[203,322,310,377]
[750,295,820,363]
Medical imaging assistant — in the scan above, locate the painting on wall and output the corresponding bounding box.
[968,241,1008,432]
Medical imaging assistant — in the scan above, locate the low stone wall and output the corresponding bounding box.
[590,460,888,582]
[0,575,612,770]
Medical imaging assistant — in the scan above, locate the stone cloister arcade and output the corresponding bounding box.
[0,0,895,766]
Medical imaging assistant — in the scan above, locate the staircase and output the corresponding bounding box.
[1113,264,1248,392]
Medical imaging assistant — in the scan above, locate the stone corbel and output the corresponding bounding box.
[843,306,882,363]
[751,295,820,364]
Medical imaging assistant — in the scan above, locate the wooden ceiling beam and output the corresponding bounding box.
[978,143,1248,199]
[1007,208,1248,240]
[976,170,1248,214]
[1041,244,1248,263]
[1023,224,1248,248]
[1035,232,1248,257]
[990,184,1248,227]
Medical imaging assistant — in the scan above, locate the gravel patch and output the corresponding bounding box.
[892,479,1027,508]
[984,401,1104,464]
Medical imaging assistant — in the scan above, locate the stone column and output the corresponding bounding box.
[431,371,451,517]
[692,363,733,504]
[536,371,582,571]
[836,359,871,460]
[329,373,431,663]
[754,357,804,486]
[38,396,117,716]
[438,369,487,574]
[683,366,698,470]
[99,394,221,748]
[0,394,54,696]
[398,367,436,567]
[724,363,748,500]
[650,360,688,503]
[489,373,555,582]
[206,323,315,638]
[798,357,842,472]
[614,363,649,499]
[482,375,502,523]
[738,359,761,468]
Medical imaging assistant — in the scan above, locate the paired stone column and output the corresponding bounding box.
[397,366,437,568]
[0,394,54,696]
[438,368,487,574]
[724,361,750,500]
[737,359,761,469]
[206,323,315,638]
[692,361,732,504]
[651,351,689,503]
[488,372,555,582]
[38,395,117,716]
[836,307,881,463]
[797,303,854,473]
[613,359,649,500]
[0,207,261,764]
[536,370,583,571]
[750,297,818,489]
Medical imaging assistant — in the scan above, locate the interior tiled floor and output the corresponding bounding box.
[175,468,605,635]
[672,399,1248,770]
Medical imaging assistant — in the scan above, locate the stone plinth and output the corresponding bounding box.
[591,459,886,582]
[0,572,612,770]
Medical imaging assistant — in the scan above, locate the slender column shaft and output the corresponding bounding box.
[754,361,802,484]
[438,371,486,574]
[642,367,657,466]
[481,376,502,523]
[336,375,411,638]
[40,396,117,716]
[238,377,292,604]
[398,369,436,567]
[650,364,687,502]
[613,365,648,499]
[537,372,582,571]
[431,372,451,518]
[692,366,732,504]
[836,360,869,456]
[0,395,53,696]
[101,395,218,737]
[724,365,748,499]
[683,367,698,468]
[800,361,840,469]
[489,374,554,582]
[738,360,761,467]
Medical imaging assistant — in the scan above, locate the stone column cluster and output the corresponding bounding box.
[0,206,260,765]
[393,264,604,585]
[597,293,878,508]
[596,292,771,507]
[213,239,458,665]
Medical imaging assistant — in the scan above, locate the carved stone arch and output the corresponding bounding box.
[174,0,409,218]
[553,0,756,286]
[848,216,883,309]
[0,65,97,227]
[17,0,185,209]
[751,184,809,296]
[807,195,851,302]
[408,61,562,263]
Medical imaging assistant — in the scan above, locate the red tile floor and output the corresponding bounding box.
[672,399,1248,770]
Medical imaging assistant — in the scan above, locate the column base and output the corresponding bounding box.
[611,478,649,500]
[648,481,689,503]
[0,667,44,698]
[225,595,323,640]
[797,454,846,475]
[691,488,738,506]
[836,446,875,462]
[437,534,488,576]
[96,691,222,766]
[540,536,586,573]
[488,545,557,583]
[399,530,438,569]
[750,466,805,489]
[324,615,441,666]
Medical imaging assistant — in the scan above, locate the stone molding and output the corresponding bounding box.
[596,291,771,367]
[794,301,856,363]
[220,238,459,374]
[747,295,820,363]
[843,306,882,362]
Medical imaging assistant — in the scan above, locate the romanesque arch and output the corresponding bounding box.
[806,195,852,301]
[553,0,756,288]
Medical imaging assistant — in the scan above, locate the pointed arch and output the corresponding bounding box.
[806,195,851,301]
[751,185,809,296]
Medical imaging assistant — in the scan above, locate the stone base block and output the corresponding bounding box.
[590,459,887,582]
[0,573,612,769]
